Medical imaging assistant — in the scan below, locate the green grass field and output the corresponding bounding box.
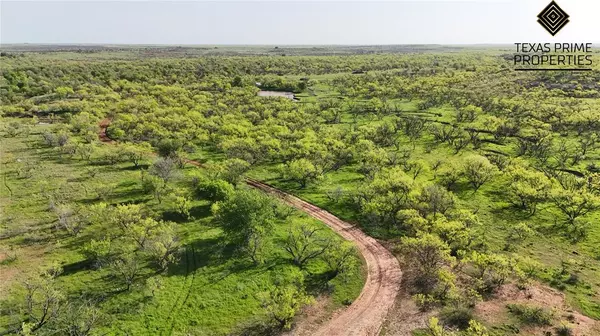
[0,123,365,335]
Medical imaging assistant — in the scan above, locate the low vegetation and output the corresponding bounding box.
[1,45,599,335]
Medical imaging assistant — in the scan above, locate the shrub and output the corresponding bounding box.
[465,319,489,336]
[439,305,473,329]
[42,131,57,147]
[82,238,113,268]
[413,293,439,312]
[259,285,313,330]
[195,178,234,202]
[555,324,573,336]
[506,303,552,326]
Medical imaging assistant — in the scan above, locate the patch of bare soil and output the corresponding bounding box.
[283,295,333,336]
[98,118,114,143]
[0,248,18,294]
[476,283,599,336]
[0,263,21,294]
[380,289,437,336]
[0,246,47,295]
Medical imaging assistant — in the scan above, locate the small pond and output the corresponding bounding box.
[257,91,298,101]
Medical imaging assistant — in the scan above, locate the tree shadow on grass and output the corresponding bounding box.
[489,204,534,223]
[161,211,189,223]
[121,164,149,171]
[448,181,478,197]
[189,203,212,219]
[209,256,291,284]
[59,258,95,276]
[112,188,147,202]
[76,193,150,206]
[67,176,88,183]
[161,203,212,223]
[228,321,281,336]
[166,236,227,276]
[166,235,288,285]
[305,270,336,297]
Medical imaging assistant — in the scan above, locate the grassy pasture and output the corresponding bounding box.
[0,123,365,335]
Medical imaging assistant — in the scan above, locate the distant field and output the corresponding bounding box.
[1,47,599,335]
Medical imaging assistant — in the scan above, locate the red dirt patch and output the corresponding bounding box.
[283,295,334,336]
[0,246,48,295]
[381,290,437,336]
[98,118,114,143]
[476,283,599,336]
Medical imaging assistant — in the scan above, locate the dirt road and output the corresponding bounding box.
[98,121,402,335]
[246,178,402,336]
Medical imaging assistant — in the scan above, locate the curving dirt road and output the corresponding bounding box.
[98,120,402,335]
[246,178,402,336]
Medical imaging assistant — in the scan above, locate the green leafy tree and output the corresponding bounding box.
[357,167,414,231]
[403,116,428,148]
[438,162,462,190]
[466,251,515,293]
[55,86,74,98]
[506,163,552,214]
[110,254,142,291]
[141,172,167,203]
[167,189,193,219]
[396,209,429,235]
[82,238,113,268]
[550,188,599,224]
[462,155,497,192]
[12,273,64,334]
[218,158,251,185]
[156,138,183,159]
[504,222,535,251]
[416,184,456,218]
[432,216,474,255]
[259,285,314,330]
[401,233,453,293]
[195,177,234,202]
[426,317,455,336]
[284,222,331,268]
[464,320,489,336]
[76,143,94,161]
[55,299,104,336]
[405,159,428,180]
[322,242,358,277]
[212,189,275,263]
[122,143,151,168]
[284,158,322,188]
[145,224,180,271]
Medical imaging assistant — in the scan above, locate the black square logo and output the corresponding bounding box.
[537,1,570,36]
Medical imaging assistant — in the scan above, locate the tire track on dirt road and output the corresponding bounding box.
[99,120,402,335]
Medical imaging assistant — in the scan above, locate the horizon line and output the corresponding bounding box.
[2,43,599,47]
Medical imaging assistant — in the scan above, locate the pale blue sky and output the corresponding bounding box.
[1,0,599,44]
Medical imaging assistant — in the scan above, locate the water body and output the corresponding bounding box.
[257,90,298,100]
